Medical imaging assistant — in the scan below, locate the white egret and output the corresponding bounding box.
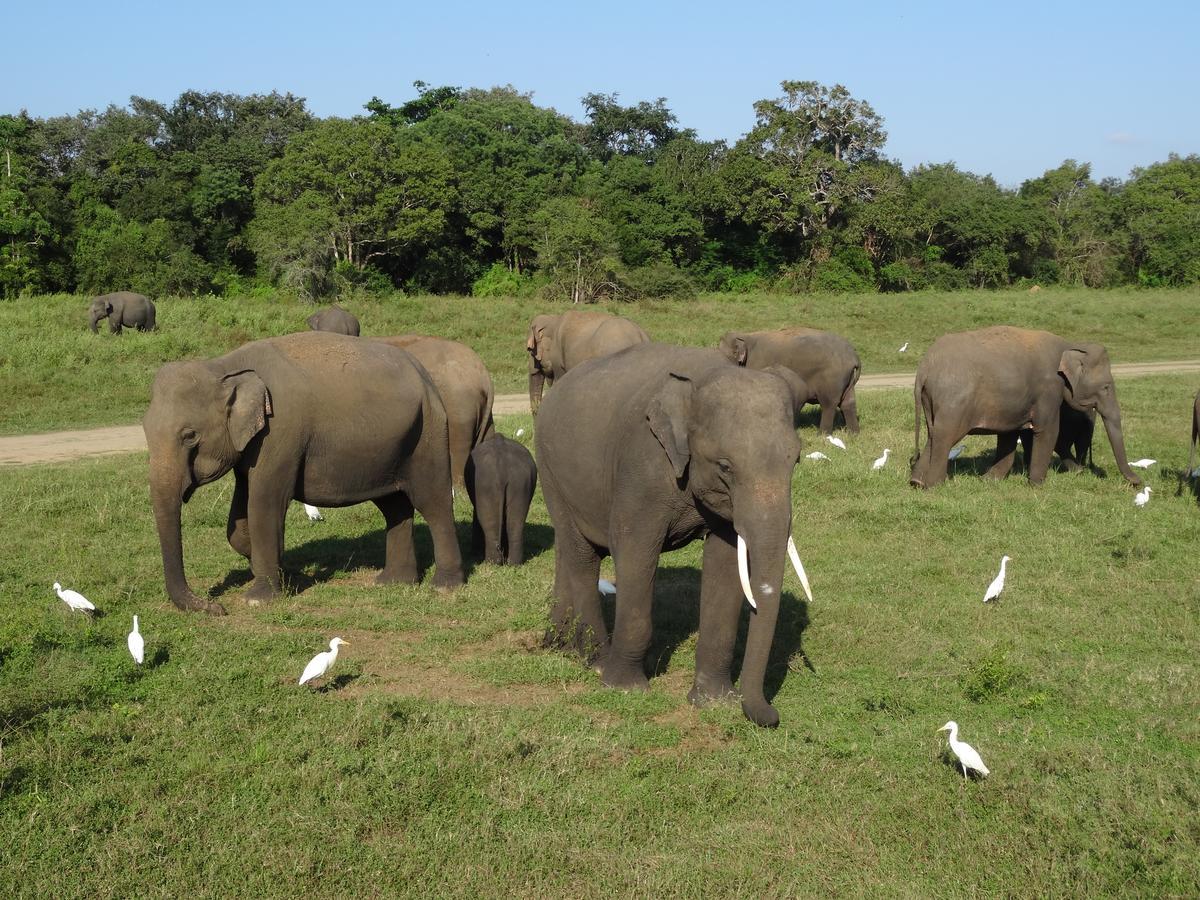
[127,615,144,664]
[938,721,990,779]
[302,503,323,521]
[872,448,891,470]
[1134,485,1152,507]
[298,637,349,686]
[598,578,617,596]
[898,342,909,353]
[1129,458,1156,469]
[826,435,847,450]
[983,555,1010,603]
[806,451,830,461]
[948,444,967,461]
[515,428,526,438]
[53,582,96,614]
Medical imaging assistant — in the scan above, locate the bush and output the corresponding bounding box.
[333,260,393,297]
[619,262,697,300]
[879,260,926,292]
[1031,258,1061,285]
[471,262,533,298]
[924,260,969,291]
[719,270,768,293]
[809,258,875,293]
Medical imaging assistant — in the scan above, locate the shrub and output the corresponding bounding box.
[471,262,533,298]
[960,646,1027,703]
[810,258,875,293]
[879,260,926,292]
[619,262,697,300]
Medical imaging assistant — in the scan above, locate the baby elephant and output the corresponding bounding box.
[307,305,360,336]
[465,435,537,566]
[89,292,156,334]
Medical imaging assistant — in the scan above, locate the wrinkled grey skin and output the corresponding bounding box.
[1000,404,1095,476]
[527,310,650,414]
[911,326,1141,489]
[717,328,861,434]
[307,305,360,336]
[465,435,538,566]
[89,292,156,334]
[537,343,803,728]
[376,335,495,489]
[143,332,463,614]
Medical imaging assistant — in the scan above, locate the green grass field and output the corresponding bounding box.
[1,285,1197,434]
[2,319,1199,896]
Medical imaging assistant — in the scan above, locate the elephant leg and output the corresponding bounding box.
[921,425,959,488]
[226,471,251,560]
[1027,430,1056,485]
[373,492,419,584]
[470,508,485,561]
[840,385,861,434]
[504,489,530,566]
[243,474,292,602]
[689,530,742,705]
[109,321,122,335]
[407,466,465,590]
[817,398,837,435]
[475,492,505,566]
[545,520,604,659]
[603,532,663,691]
[986,432,1019,479]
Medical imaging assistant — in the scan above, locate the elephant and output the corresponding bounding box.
[89,291,156,334]
[143,331,464,614]
[526,310,650,414]
[376,335,495,488]
[910,326,1141,489]
[1191,391,1200,477]
[465,435,537,566]
[717,328,861,434]
[1003,404,1095,476]
[307,305,360,336]
[536,343,805,728]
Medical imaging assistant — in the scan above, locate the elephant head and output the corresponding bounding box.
[88,298,113,333]
[1057,345,1141,486]
[143,361,272,612]
[648,367,802,727]
[526,314,559,414]
[717,333,751,366]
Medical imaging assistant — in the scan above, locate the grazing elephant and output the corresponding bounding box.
[537,343,805,728]
[465,435,537,566]
[376,335,495,488]
[717,328,861,434]
[89,292,156,334]
[910,327,1141,488]
[307,305,360,336]
[143,332,464,614]
[527,310,650,414]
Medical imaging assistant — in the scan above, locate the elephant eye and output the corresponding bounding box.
[180,428,200,448]
[717,459,733,475]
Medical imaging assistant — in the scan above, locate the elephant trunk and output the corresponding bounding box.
[1097,399,1141,486]
[149,462,223,614]
[89,310,101,333]
[734,502,791,728]
[528,368,546,416]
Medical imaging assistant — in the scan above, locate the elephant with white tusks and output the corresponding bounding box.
[536,343,811,728]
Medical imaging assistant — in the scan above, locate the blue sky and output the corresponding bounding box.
[4,0,1196,186]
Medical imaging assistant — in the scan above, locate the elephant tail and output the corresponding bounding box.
[911,372,923,466]
[477,377,496,447]
[838,362,861,408]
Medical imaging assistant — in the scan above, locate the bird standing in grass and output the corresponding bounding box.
[983,555,1010,603]
[299,637,349,686]
[598,578,616,596]
[872,448,891,470]
[806,451,830,461]
[898,342,909,353]
[127,615,144,664]
[1134,485,1152,507]
[302,503,323,521]
[948,444,966,461]
[53,582,95,615]
[938,721,990,779]
[826,435,847,450]
[1129,458,1156,469]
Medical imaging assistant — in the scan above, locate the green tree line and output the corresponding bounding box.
[2,81,1198,300]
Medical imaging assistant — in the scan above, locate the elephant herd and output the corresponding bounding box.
[129,292,1169,728]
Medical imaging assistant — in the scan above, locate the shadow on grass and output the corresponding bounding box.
[316,672,360,693]
[206,522,555,600]
[1169,466,1200,502]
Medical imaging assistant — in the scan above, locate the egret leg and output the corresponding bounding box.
[962,762,968,780]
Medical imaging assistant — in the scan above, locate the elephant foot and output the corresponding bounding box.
[484,553,506,566]
[688,675,738,707]
[909,476,926,489]
[243,577,281,605]
[431,567,465,591]
[172,592,227,616]
[375,568,419,586]
[741,698,780,729]
[600,659,649,692]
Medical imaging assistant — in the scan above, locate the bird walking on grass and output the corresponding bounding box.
[53,582,96,615]
[983,556,1010,603]
[898,342,909,353]
[302,503,323,521]
[872,448,891,470]
[948,444,966,461]
[1134,486,1152,507]
[127,615,144,664]
[826,435,847,451]
[806,451,830,461]
[299,637,349,686]
[1129,458,1156,469]
[938,721,989,779]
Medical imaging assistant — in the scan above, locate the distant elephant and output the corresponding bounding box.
[377,335,495,488]
[143,331,464,614]
[717,328,861,434]
[537,343,805,728]
[465,435,537,566]
[527,310,650,414]
[89,292,156,334]
[910,327,1141,488]
[307,305,360,336]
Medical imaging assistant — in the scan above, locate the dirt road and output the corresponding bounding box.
[4,360,1199,466]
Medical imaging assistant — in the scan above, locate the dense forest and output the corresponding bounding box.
[2,81,1198,301]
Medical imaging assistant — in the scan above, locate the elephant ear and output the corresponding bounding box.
[222,370,272,452]
[647,373,693,480]
[718,334,749,366]
[105,301,114,315]
[1057,348,1087,395]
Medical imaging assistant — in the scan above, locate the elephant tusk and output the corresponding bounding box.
[788,536,814,603]
[736,534,757,610]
